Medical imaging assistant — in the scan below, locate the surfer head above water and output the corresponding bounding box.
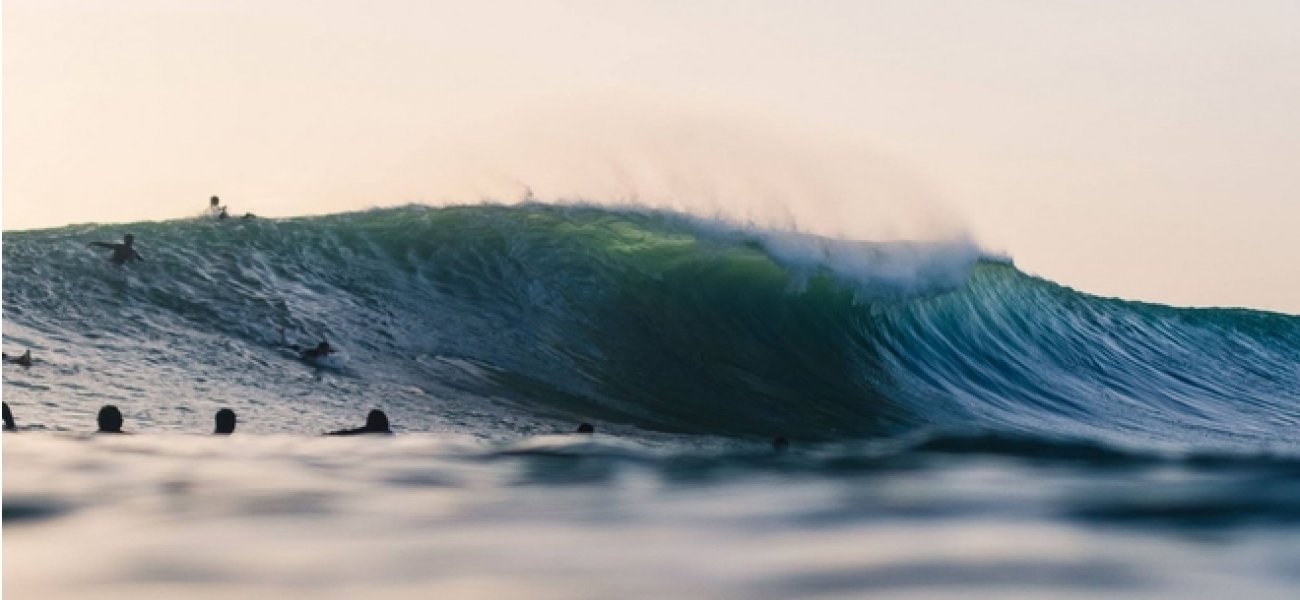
[88,234,144,265]
[325,409,392,436]
[214,408,237,435]
[97,405,124,434]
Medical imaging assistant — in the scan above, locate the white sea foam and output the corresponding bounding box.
[754,231,986,297]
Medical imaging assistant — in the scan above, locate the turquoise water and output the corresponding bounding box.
[4,204,1299,598]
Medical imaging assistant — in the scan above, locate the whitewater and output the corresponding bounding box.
[5,203,1300,599]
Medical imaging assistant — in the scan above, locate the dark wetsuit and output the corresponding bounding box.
[89,241,144,265]
[326,410,392,436]
[301,343,334,359]
[3,351,32,367]
[326,425,392,436]
[281,332,335,360]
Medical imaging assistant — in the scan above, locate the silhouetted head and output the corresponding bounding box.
[365,409,390,432]
[97,405,124,433]
[122,233,135,246]
[772,436,790,453]
[3,402,15,431]
[214,408,236,434]
[575,422,595,435]
[210,196,220,206]
[317,341,332,353]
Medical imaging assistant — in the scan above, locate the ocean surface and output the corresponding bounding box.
[4,204,1299,598]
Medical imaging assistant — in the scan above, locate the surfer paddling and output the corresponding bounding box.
[2,349,33,367]
[88,233,144,264]
[278,328,337,360]
[299,341,335,359]
[326,409,393,436]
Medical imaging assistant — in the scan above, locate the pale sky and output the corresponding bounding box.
[5,0,1299,313]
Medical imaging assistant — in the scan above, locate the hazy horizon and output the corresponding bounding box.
[5,0,1299,313]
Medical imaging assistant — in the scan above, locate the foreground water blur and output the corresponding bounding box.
[6,432,1300,599]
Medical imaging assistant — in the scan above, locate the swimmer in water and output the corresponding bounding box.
[326,409,392,436]
[3,402,16,431]
[97,405,126,434]
[214,408,236,435]
[278,328,336,360]
[2,349,33,367]
[88,233,144,265]
[575,422,595,434]
[300,341,335,359]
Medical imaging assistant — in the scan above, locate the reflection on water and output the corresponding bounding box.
[5,433,1300,599]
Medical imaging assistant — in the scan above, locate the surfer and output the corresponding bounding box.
[96,405,126,434]
[88,234,144,265]
[3,402,16,431]
[575,422,595,435]
[326,409,392,436]
[214,408,237,435]
[277,328,337,360]
[209,195,255,220]
[300,341,335,360]
[209,196,229,219]
[772,436,790,453]
[3,349,33,367]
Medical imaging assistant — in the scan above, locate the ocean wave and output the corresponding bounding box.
[4,204,1298,449]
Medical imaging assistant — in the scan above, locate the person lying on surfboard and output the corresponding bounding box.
[2,350,33,367]
[278,328,337,360]
[88,234,144,264]
[325,409,393,436]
